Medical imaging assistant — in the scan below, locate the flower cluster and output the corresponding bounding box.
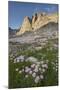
[15,56,49,83]
[51,59,58,72]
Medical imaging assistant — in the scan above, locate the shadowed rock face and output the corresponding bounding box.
[32,13,37,27]
[16,12,58,35]
[9,27,17,38]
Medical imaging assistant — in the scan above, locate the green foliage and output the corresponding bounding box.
[9,38,58,88]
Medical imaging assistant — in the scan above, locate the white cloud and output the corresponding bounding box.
[45,6,57,12]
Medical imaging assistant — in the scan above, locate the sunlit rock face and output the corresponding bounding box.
[16,12,58,36]
[32,12,58,30]
[16,16,32,35]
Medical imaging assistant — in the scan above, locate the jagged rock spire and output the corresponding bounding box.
[16,12,58,35]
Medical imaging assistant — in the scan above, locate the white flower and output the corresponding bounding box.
[25,67,31,73]
[56,65,58,68]
[55,60,58,63]
[35,46,42,50]
[15,68,19,71]
[17,59,20,63]
[22,69,24,72]
[39,68,41,71]
[34,66,38,72]
[56,68,58,72]
[14,59,16,63]
[29,70,32,74]
[40,75,44,79]
[19,70,22,74]
[31,64,35,68]
[42,68,46,73]
[34,76,40,83]
[42,64,48,69]
[25,75,28,78]
[56,63,58,66]
[25,66,29,69]
[32,72,36,78]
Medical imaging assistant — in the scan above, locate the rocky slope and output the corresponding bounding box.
[9,27,16,38]
[9,22,58,45]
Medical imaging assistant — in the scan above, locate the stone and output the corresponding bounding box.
[26,56,37,63]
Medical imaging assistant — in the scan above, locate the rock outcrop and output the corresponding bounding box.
[16,16,32,35]
[32,12,58,30]
[16,12,58,35]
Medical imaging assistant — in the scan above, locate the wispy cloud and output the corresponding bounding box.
[33,7,39,14]
[45,6,57,13]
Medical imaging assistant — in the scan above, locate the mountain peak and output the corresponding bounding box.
[16,16,32,35]
[16,12,58,35]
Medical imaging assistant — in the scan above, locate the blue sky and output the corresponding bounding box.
[8,1,58,29]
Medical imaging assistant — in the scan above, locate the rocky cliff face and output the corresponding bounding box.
[16,16,32,35]
[16,12,58,35]
[32,13,58,30]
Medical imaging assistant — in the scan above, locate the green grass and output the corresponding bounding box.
[9,60,58,88]
[9,39,58,88]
